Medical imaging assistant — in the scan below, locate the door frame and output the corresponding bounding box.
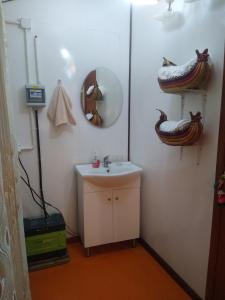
[0,3,31,298]
[206,50,225,299]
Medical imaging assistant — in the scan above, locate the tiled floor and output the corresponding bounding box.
[30,242,190,300]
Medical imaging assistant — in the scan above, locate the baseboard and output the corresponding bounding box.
[139,238,202,300]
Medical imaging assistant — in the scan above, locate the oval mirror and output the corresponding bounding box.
[81,68,123,128]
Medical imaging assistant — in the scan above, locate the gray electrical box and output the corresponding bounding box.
[25,84,46,107]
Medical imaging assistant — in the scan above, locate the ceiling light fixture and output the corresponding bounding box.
[154,0,176,20]
[165,0,175,11]
[154,0,185,30]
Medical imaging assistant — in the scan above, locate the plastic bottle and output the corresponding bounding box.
[92,153,100,168]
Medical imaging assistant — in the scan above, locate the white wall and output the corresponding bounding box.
[130,1,225,298]
[3,0,130,234]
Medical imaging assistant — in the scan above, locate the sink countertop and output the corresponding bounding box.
[75,161,142,178]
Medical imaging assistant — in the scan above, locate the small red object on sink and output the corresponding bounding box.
[92,160,100,168]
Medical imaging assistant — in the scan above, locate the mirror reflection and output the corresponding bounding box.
[81,68,123,128]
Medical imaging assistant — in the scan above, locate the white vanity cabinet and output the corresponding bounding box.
[112,188,140,242]
[84,190,113,247]
[76,172,141,255]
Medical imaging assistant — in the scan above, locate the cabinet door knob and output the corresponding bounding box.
[115,197,119,200]
[107,198,111,201]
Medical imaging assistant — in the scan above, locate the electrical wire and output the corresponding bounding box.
[20,176,44,210]
[20,174,59,213]
[19,157,77,236]
[18,155,46,212]
[65,225,77,237]
[21,175,76,236]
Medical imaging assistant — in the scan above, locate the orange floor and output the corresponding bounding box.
[29,242,191,300]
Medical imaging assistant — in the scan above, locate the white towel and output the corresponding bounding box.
[47,81,76,127]
[160,119,190,133]
[158,57,196,80]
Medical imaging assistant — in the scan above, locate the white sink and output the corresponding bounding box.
[75,161,142,187]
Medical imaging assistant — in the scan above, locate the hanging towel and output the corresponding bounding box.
[47,80,76,127]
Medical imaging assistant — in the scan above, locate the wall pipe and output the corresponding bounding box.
[5,19,34,152]
[128,4,133,161]
[34,35,40,84]
[23,28,31,84]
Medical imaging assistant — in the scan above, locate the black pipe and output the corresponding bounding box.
[34,109,48,219]
[128,4,133,161]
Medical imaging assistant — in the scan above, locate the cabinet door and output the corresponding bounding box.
[113,188,140,242]
[84,191,113,247]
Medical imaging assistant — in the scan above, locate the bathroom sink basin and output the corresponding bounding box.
[75,162,142,187]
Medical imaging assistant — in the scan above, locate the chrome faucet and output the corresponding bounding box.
[103,155,111,168]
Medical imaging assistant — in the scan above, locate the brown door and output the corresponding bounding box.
[206,51,225,300]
